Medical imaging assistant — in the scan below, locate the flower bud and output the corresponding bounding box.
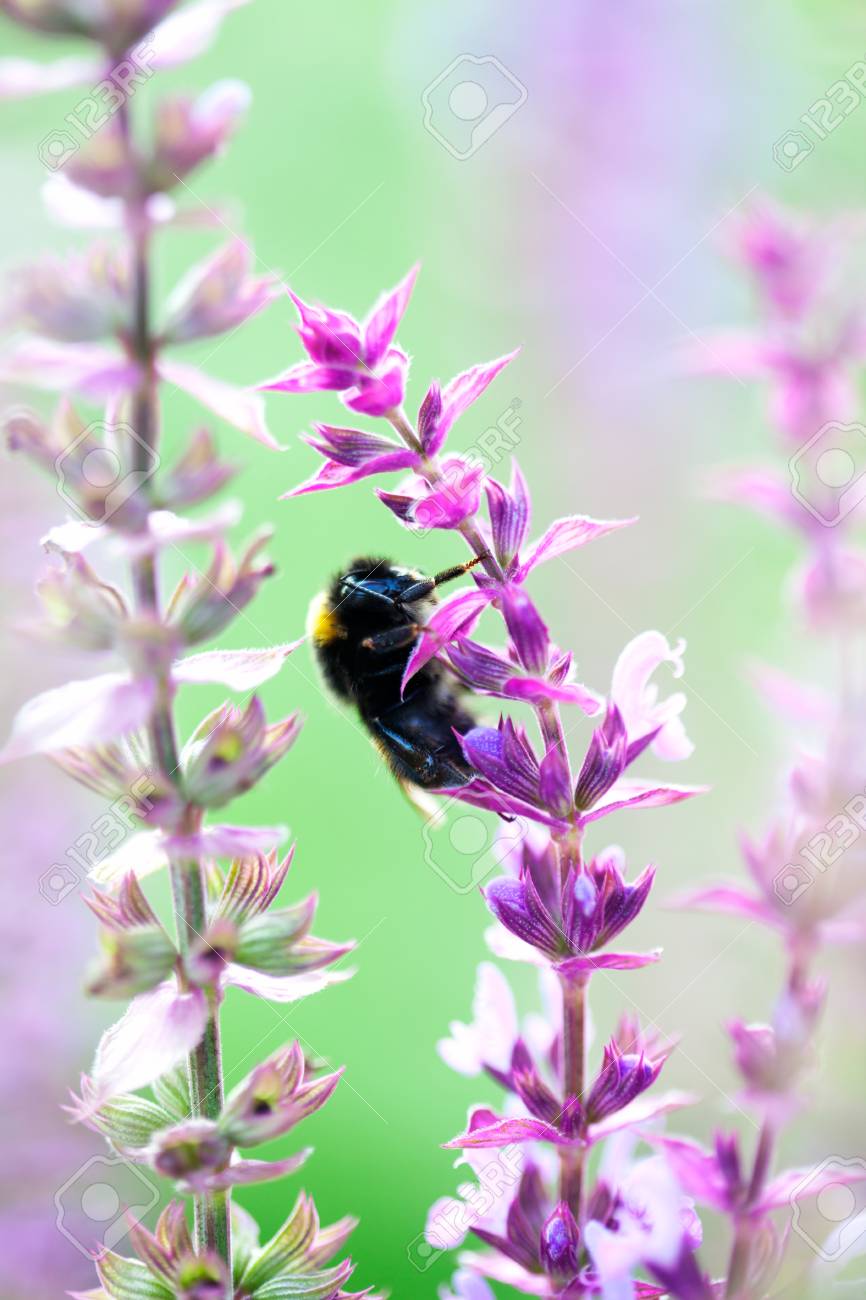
[146,81,250,192]
[163,241,278,344]
[574,704,627,811]
[173,535,274,645]
[540,1201,580,1285]
[151,1119,232,1183]
[5,246,129,342]
[219,1041,342,1147]
[586,1040,663,1122]
[175,1253,231,1300]
[36,553,127,650]
[181,698,302,808]
[86,925,177,998]
[157,428,237,510]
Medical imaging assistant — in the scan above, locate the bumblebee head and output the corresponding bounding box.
[309,554,488,646]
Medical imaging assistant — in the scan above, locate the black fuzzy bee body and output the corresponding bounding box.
[309,555,479,789]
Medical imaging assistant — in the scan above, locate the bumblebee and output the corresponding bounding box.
[308,555,483,791]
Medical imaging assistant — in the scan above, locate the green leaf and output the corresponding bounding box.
[91,1093,174,1151]
[252,1261,353,1299]
[96,1251,173,1300]
[240,1192,317,1291]
[151,1063,191,1120]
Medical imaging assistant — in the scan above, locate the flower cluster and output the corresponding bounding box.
[262,270,715,1296]
[1,2,379,1297]
[666,198,866,1297]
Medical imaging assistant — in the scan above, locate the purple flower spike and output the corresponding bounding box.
[539,1201,580,1286]
[261,265,418,417]
[586,1037,666,1122]
[564,851,656,954]
[574,703,628,810]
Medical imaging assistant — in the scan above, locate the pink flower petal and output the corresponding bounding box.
[189,1149,311,1191]
[0,672,156,762]
[556,948,663,976]
[684,330,778,378]
[259,359,355,395]
[748,662,831,726]
[0,54,99,99]
[580,779,708,825]
[671,883,778,927]
[587,1091,697,1145]
[648,1135,732,1213]
[429,351,519,456]
[402,587,494,690]
[517,514,636,579]
[362,264,419,368]
[88,830,169,890]
[502,675,603,714]
[284,447,418,496]
[437,962,518,1077]
[159,357,282,449]
[444,1115,564,1149]
[0,338,140,398]
[88,981,208,1108]
[759,1161,866,1213]
[121,503,243,555]
[165,824,287,858]
[147,0,250,69]
[224,964,352,1002]
[172,642,302,691]
[611,630,693,761]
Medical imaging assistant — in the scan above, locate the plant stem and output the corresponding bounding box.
[724,1120,775,1298]
[118,94,231,1284]
[559,973,588,1221]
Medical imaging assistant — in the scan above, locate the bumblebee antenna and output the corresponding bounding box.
[399,553,489,604]
[432,553,488,588]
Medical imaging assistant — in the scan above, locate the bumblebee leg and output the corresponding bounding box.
[361,624,422,654]
[370,718,438,783]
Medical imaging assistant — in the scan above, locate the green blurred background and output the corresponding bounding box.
[2,0,865,1294]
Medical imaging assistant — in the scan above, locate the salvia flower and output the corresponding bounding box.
[266,263,709,1297]
[163,239,279,344]
[261,266,418,417]
[2,1,381,1293]
[218,1040,343,1146]
[181,696,302,808]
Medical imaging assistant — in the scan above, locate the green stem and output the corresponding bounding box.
[118,94,231,1285]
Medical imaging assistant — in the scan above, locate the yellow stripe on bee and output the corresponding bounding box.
[307,592,345,644]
